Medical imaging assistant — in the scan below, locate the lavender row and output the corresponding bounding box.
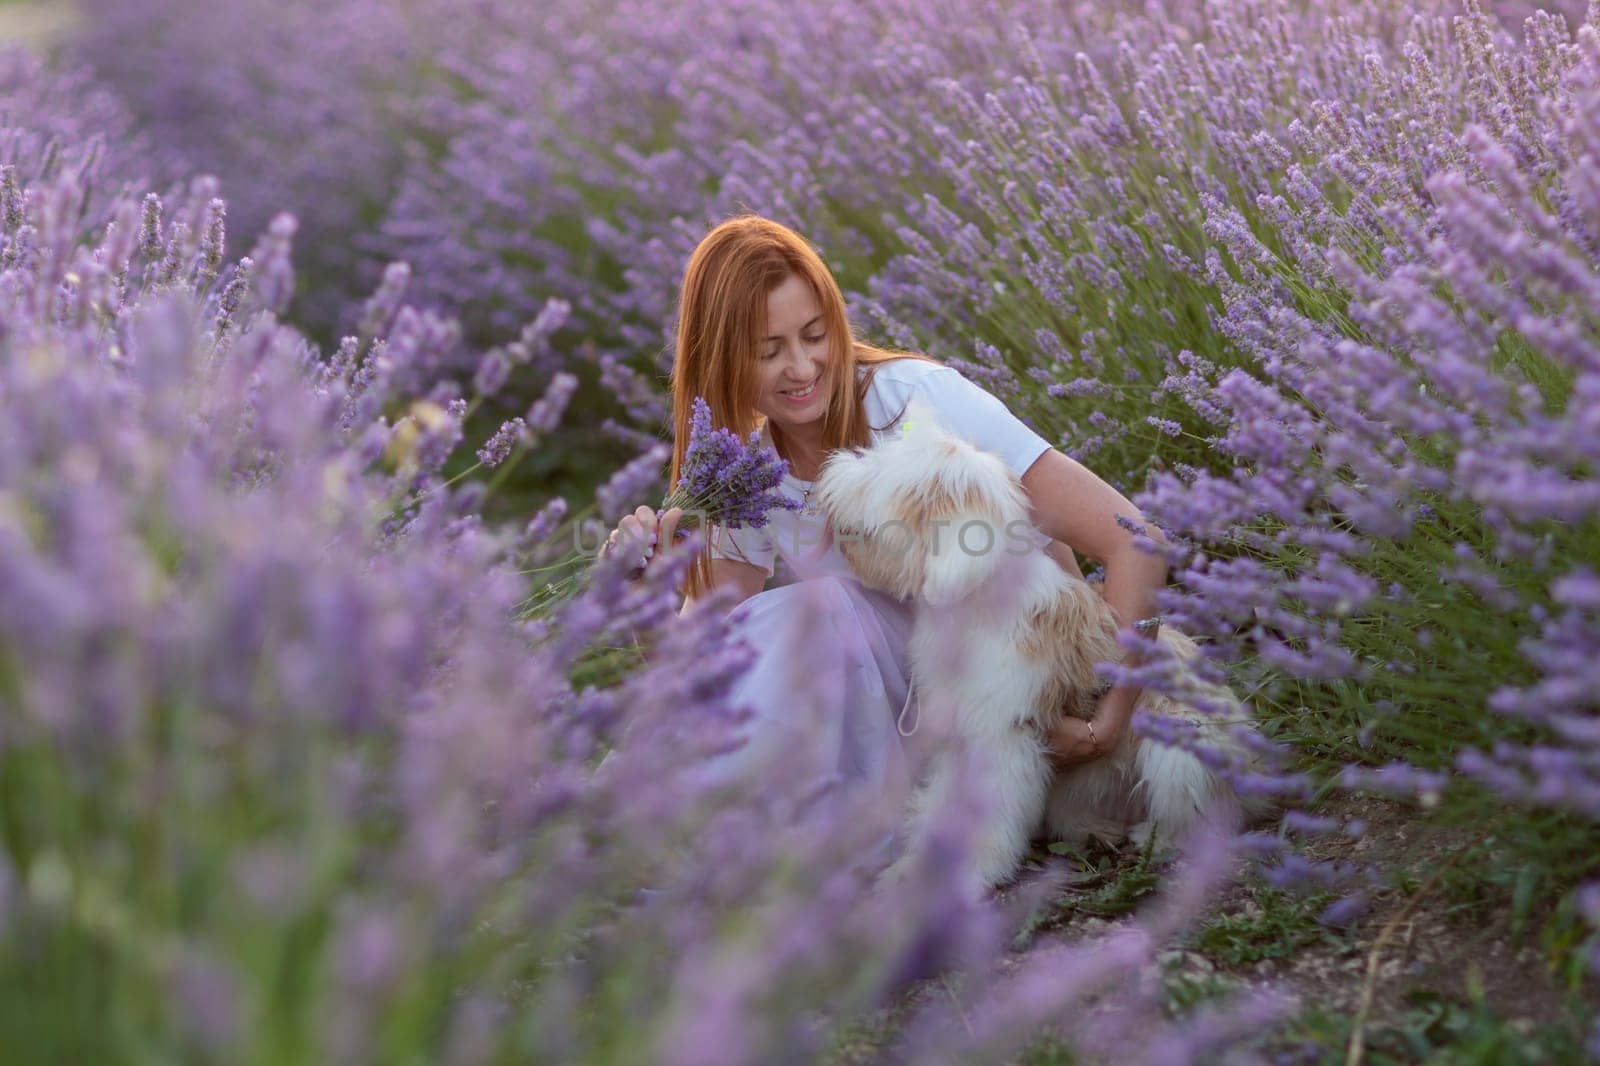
[61,0,1600,1001]
[0,65,1301,1058]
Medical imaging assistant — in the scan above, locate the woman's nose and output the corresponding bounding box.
[783,347,813,376]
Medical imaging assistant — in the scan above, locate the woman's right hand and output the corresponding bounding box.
[601,505,684,575]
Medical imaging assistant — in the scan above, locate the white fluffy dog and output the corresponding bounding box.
[812,407,1270,889]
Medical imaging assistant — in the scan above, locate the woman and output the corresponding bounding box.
[602,215,1168,795]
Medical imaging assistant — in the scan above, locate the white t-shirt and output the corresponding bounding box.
[709,357,1054,580]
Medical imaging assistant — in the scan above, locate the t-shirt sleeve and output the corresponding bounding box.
[908,365,1054,478]
[707,520,776,577]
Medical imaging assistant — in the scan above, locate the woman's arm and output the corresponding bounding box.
[1019,449,1170,764]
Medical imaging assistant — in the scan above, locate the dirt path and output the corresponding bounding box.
[832,794,1596,1062]
[1255,795,1580,1031]
[1032,793,1598,1060]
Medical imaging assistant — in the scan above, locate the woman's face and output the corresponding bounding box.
[753,273,831,435]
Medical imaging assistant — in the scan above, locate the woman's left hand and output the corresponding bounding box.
[1045,696,1129,767]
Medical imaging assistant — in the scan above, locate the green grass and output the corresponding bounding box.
[1189,884,1344,968]
[1274,991,1592,1066]
[1002,835,1166,952]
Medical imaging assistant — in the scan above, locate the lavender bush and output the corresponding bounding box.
[66,0,422,333]
[0,44,171,223]
[848,0,1600,996]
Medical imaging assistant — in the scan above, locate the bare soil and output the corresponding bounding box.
[834,794,1596,1063]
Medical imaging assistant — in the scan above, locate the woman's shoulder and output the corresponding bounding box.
[857,355,949,389]
[858,357,962,438]
[858,356,951,415]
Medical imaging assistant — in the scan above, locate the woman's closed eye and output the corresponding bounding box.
[763,332,826,359]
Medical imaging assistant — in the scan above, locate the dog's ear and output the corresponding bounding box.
[895,409,1010,607]
[921,538,998,607]
[919,505,1004,607]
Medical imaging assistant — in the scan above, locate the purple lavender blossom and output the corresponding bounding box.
[1337,762,1449,808]
[526,370,579,435]
[476,416,526,467]
[246,212,297,315]
[662,397,802,532]
[358,260,410,339]
[597,443,670,525]
[522,496,568,546]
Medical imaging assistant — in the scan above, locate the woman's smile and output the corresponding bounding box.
[778,378,820,403]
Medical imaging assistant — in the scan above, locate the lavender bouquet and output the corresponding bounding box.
[661,396,803,532]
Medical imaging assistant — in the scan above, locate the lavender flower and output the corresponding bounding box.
[597,443,670,525]
[522,496,568,546]
[526,370,579,435]
[246,212,297,315]
[476,416,526,467]
[357,260,410,339]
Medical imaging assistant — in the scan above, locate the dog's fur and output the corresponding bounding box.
[813,407,1270,889]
